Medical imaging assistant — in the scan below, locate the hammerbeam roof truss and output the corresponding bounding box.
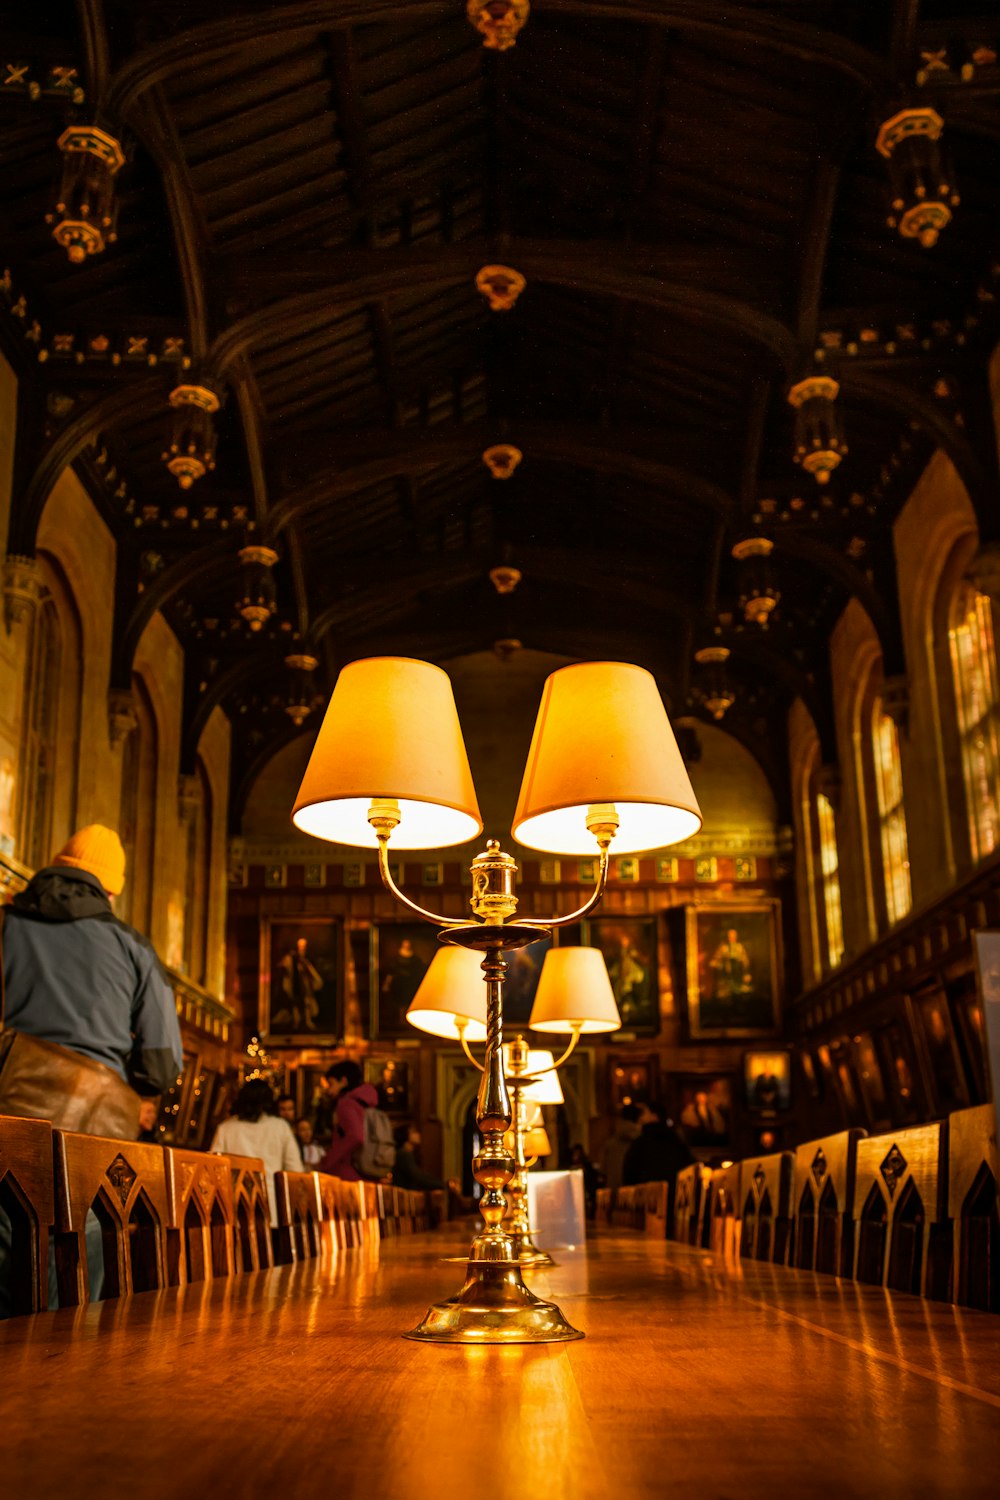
[1,0,999,802]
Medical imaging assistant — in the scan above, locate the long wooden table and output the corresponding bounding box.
[3,1230,1000,1498]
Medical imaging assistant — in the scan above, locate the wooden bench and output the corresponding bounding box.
[0,1114,54,1315]
[708,1162,741,1259]
[948,1104,999,1313]
[739,1151,794,1263]
[226,1154,273,1273]
[596,1186,613,1225]
[853,1123,950,1299]
[273,1170,323,1264]
[643,1180,669,1239]
[792,1129,866,1277]
[52,1131,170,1305]
[672,1163,705,1247]
[163,1148,235,1285]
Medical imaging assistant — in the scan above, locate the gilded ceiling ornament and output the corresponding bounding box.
[489,564,522,594]
[787,375,846,486]
[466,0,529,51]
[46,125,125,263]
[475,264,526,311]
[482,443,522,479]
[285,653,320,726]
[237,545,279,631]
[875,107,959,248]
[162,383,221,489]
[732,537,780,626]
[693,646,734,721]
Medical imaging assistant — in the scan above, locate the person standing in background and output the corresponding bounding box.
[601,1104,642,1192]
[211,1080,303,1225]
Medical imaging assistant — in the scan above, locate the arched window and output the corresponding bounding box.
[948,581,1000,862]
[816,791,844,969]
[23,594,61,871]
[872,700,911,924]
[118,675,158,934]
[183,758,213,987]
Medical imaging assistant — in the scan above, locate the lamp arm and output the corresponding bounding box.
[519,847,611,930]
[375,834,467,928]
[457,1022,486,1074]
[517,1026,582,1082]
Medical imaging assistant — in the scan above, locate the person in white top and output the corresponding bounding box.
[210,1079,303,1225]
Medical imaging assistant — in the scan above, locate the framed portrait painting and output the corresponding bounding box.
[675,1075,732,1147]
[365,1058,412,1115]
[372,923,439,1038]
[685,903,780,1039]
[743,1049,791,1113]
[261,917,341,1041]
[583,916,659,1034]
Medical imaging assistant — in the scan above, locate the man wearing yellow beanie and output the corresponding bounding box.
[0,824,183,1315]
[1,822,182,1097]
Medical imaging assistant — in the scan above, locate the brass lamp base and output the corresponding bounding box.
[506,1226,555,1268]
[405,1256,581,1344]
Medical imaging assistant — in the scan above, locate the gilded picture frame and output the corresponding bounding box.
[685,901,780,1039]
[259,915,342,1042]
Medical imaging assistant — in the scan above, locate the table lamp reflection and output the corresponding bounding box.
[291,654,700,1344]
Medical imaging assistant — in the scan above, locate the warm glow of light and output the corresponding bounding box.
[406,946,488,1041]
[292,657,483,849]
[512,662,701,854]
[528,947,621,1034]
[505,1046,565,1104]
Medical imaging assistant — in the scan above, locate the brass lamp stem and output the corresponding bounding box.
[373,827,466,928]
[520,846,612,930]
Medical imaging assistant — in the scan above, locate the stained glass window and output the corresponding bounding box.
[872,701,911,924]
[949,584,1000,861]
[816,792,844,968]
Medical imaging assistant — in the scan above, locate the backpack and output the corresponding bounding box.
[353,1104,397,1179]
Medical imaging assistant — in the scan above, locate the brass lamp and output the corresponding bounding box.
[292,655,700,1343]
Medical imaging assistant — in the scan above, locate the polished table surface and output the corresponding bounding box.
[3,1229,1000,1499]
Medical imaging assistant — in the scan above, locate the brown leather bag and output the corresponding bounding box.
[0,908,142,1139]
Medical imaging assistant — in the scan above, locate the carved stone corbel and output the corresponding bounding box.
[2,554,43,632]
[108,687,138,745]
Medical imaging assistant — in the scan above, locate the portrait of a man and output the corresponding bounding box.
[263,919,341,1038]
[588,917,660,1033]
[374,924,437,1036]
[686,904,779,1038]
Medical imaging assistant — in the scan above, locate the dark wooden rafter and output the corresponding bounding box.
[211,241,799,369]
[772,531,905,677]
[103,1,890,121]
[182,650,287,772]
[114,537,237,686]
[126,86,210,361]
[74,0,111,102]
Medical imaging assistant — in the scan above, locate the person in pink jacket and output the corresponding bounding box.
[318,1060,379,1180]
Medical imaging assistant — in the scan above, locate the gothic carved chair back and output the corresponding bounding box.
[273,1169,322,1264]
[792,1129,866,1276]
[0,1114,54,1315]
[225,1153,273,1273]
[853,1123,949,1298]
[163,1148,235,1286]
[52,1130,169,1305]
[739,1151,794,1264]
[948,1103,999,1312]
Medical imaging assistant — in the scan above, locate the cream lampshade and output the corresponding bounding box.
[511,661,702,854]
[503,1046,565,1105]
[528,947,622,1035]
[292,656,483,849]
[406,946,489,1041]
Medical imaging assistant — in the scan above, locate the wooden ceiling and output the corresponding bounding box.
[1,2,999,819]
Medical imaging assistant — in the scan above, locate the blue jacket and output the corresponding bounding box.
[1,867,183,1093]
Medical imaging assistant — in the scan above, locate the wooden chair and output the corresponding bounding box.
[163,1148,236,1286]
[708,1162,741,1259]
[643,1180,669,1239]
[674,1163,711,1247]
[948,1104,1000,1313]
[793,1129,866,1277]
[226,1153,273,1273]
[853,1123,950,1299]
[52,1131,170,1305]
[596,1187,613,1225]
[273,1170,323,1264]
[739,1151,794,1263]
[0,1114,54,1315]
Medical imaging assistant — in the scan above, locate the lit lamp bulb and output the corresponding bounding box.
[512,662,701,855]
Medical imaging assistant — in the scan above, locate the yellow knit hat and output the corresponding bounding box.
[52,824,127,896]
